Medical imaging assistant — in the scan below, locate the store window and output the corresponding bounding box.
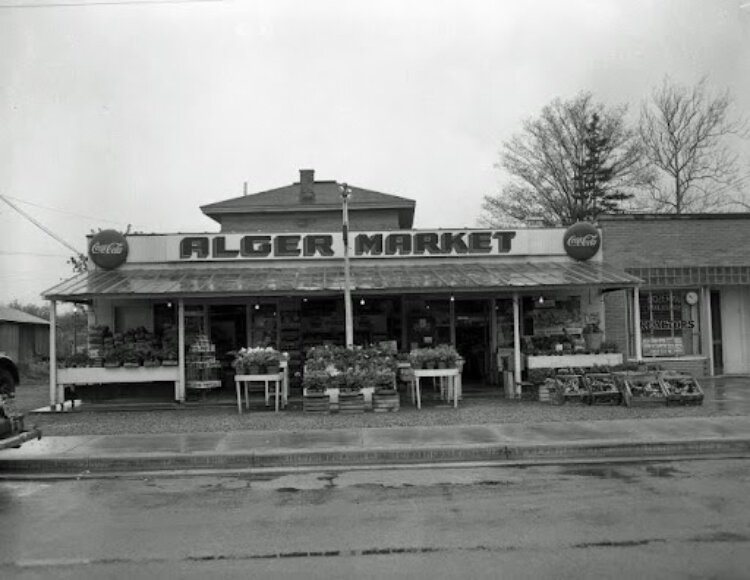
[639,289,701,357]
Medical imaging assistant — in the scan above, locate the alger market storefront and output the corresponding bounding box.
[43,173,642,409]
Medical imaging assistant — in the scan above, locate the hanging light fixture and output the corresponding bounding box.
[537,296,545,305]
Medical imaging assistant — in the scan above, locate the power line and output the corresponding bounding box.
[0,194,84,256]
[1,194,136,228]
[0,0,223,8]
[0,251,69,257]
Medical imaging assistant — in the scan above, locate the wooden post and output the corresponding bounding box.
[449,295,456,346]
[512,292,522,389]
[489,297,497,385]
[401,295,407,352]
[49,299,58,410]
[177,298,186,402]
[633,286,643,362]
[701,286,714,376]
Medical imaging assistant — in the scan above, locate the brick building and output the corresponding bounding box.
[601,214,750,376]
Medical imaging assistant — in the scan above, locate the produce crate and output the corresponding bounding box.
[554,374,589,405]
[583,372,623,405]
[616,372,667,408]
[658,372,704,406]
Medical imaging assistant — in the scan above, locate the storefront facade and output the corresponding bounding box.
[43,170,642,407]
[601,214,750,376]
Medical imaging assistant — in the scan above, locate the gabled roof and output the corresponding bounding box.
[201,178,416,227]
[0,306,50,326]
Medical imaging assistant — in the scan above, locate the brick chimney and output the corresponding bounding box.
[299,169,315,202]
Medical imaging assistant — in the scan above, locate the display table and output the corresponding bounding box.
[412,368,461,409]
[234,373,284,414]
[56,366,181,405]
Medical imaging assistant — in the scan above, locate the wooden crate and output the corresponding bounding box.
[584,373,623,406]
[658,372,704,406]
[554,374,589,405]
[616,373,667,408]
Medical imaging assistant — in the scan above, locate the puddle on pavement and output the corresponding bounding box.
[644,464,682,478]
[559,466,637,483]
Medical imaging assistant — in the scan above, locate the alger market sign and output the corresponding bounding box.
[177,231,517,261]
[169,226,600,262]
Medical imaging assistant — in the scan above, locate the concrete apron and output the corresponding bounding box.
[2,417,750,476]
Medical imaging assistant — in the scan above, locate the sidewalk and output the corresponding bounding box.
[2,415,749,476]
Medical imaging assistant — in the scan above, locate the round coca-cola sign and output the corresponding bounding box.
[89,229,128,269]
[563,222,601,261]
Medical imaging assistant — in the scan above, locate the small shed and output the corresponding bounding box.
[0,306,50,366]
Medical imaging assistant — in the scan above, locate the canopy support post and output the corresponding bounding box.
[49,299,58,410]
[178,298,186,402]
[512,292,522,393]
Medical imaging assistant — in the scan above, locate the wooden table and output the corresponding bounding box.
[234,373,284,414]
[412,368,461,409]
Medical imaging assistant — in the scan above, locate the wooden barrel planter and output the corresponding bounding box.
[372,389,400,413]
[338,390,365,414]
[303,391,330,414]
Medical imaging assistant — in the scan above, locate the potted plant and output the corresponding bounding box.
[302,370,330,413]
[261,347,282,375]
[339,369,365,413]
[122,346,141,368]
[371,369,399,412]
[408,348,427,369]
[583,321,604,352]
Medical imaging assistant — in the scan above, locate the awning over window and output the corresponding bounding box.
[43,261,642,301]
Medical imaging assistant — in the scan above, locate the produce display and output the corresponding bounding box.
[554,374,589,404]
[618,373,667,407]
[659,373,704,406]
[584,372,622,405]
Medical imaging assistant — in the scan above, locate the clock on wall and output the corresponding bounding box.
[685,291,699,306]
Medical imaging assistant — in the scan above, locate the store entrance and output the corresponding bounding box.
[454,300,490,384]
[209,305,247,389]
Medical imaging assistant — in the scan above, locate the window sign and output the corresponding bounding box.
[639,290,700,357]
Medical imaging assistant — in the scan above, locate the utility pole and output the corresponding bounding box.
[340,183,354,349]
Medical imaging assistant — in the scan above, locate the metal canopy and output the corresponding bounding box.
[43,261,642,300]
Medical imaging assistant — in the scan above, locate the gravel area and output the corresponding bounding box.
[14,380,750,437]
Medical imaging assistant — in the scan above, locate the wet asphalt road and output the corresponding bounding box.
[1,459,749,579]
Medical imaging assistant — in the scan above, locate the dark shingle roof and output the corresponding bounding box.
[201,180,415,224]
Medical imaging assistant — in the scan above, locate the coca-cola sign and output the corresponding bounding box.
[89,229,129,269]
[563,222,601,261]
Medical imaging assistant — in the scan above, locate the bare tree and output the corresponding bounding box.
[480,92,650,227]
[639,77,748,213]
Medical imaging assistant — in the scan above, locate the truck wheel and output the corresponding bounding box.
[0,367,15,397]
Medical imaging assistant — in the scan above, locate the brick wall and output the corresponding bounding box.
[601,214,750,271]
[601,214,750,372]
[219,209,402,233]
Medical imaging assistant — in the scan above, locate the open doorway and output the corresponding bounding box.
[454,299,490,384]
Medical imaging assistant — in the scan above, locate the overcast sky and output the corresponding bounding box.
[1,0,749,305]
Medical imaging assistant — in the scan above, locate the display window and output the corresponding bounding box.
[639,289,701,357]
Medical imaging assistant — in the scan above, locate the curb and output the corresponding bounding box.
[2,437,750,475]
